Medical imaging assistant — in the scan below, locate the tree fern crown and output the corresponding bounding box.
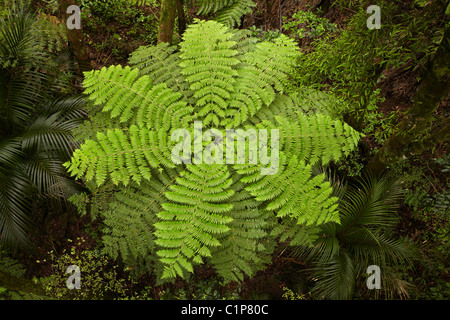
[65,20,362,281]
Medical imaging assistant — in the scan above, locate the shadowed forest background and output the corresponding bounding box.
[0,0,448,300]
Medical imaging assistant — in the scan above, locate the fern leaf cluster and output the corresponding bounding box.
[155,163,235,278]
[276,114,360,166]
[210,178,274,282]
[66,20,361,282]
[101,178,165,274]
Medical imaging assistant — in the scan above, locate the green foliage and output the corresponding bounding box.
[399,155,449,300]
[80,0,159,52]
[195,0,256,28]
[283,9,337,41]
[101,174,169,276]
[0,3,84,250]
[66,20,361,283]
[404,185,449,300]
[281,286,308,300]
[248,26,281,42]
[0,250,26,277]
[0,286,47,300]
[288,1,447,126]
[285,173,418,299]
[80,0,157,22]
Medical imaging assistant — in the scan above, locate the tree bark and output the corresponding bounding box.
[367,27,450,175]
[60,0,92,73]
[158,0,177,44]
[176,0,186,38]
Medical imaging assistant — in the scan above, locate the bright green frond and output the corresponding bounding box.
[155,163,235,279]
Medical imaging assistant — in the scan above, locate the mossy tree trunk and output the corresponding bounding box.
[158,0,177,44]
[59,0,92,72]
[367,27,450,175]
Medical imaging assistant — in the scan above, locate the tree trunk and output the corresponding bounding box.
[367,27,450,175]
[176,0,186,38]
[158,0,177,44]
[60,0,92,73]
[407,120,450,156]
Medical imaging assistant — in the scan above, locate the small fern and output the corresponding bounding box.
[0,251,26,277]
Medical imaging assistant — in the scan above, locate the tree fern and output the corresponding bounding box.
[66,20,361,282]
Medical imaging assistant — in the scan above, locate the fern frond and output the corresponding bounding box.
[227,35,298,126]
[236,152,340,226]
[0,250,26,277]
[101,176,169,275]
[179,20,240,126]
[271,218,320,247]
[215,0,256,28]
[196,0,234,15]
[209,178,273,282]
[35,13,68,53]
[83,65,192,128]
[195,0,256,28]
[154,163,234,279]
[64,126,176,186]
[128,42,192,102]
[276,114,361,166]
[291,87,349,118]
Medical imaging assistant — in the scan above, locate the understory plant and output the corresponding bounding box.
[0,3,85,251]
[285,173,418,299]
[39,237,129,299]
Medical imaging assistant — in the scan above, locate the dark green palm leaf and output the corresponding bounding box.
[286,172,418,299]
[312,250,355,300]
[0,4,84,250]
[0,169,33,250]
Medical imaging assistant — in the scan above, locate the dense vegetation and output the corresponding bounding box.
[0,0,448,301]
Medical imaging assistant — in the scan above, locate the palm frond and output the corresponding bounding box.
[0,169,33,251]
[312,251,356,300]
[284,173,418,299]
